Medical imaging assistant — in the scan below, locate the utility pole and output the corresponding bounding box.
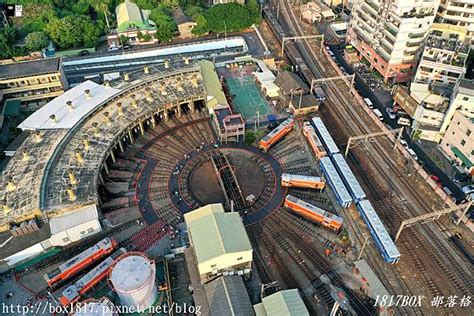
[456,200,473,225]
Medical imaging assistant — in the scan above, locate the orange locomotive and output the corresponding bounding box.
[44,238,117,287]
[59,248,126,306]
[259,118,294,152]
[281,173,326,190]
[284,195,343,232]
[303,121,326,159]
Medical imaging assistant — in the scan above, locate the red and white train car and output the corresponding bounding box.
[59,248,126,306]
[259,118,294,152]
[303,121,326,159]
[284,195,343,232]
[44,238,117,287]
[281,173,326,190]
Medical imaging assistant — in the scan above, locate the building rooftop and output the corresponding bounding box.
[18,81,121,130]
[254,289,309,316]
[0,58,60,80]
[275,71,308,94]
[291,94,318,109]
[184,204,252,264]
[199,60,228,107]
[1,63,207,232]
[172,7,193,25]
[115,0,154,32]
[204,276,254,316]
[458,79,474,96]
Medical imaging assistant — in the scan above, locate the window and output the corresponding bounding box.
[62,237,70,243]
[87,227,94,233]
[211,264,216,268]
[80,231,86,235]
[471,150,474,155]
[463,97,469,101]
[461,139,466,146]
[467,130,471,136]
[237,257,243,261]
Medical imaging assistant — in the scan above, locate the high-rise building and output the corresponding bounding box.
[347,0,440,83]
[436,0,474,36]
[414,23,470,86]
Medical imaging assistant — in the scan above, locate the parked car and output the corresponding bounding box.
[386,107,396,120]
[372,108,384,121]
[452,173,470,183]
[407,147,418,160]
[108,46,119,52]
[397,117,411,126]
[461,184,474,194]
[399,139,408,147]
[78,50,90,56]
[122,44,133,50]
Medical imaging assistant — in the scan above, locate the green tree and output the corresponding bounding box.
[119,35,129,45]
[192,14,207,35]
[195,3,254,35]
[184,5,204,18]
[0,27,18,59]
[149,7,178,42]
[25,31,49,51]
[245,131,256,145]
[80,0,112,29]
[46,15,102,49]
[246,0,262,25]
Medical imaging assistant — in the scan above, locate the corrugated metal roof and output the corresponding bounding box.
[184,204,252,264]
[199,60,229,106]
[18,81,121,131]
[204,276,254,316]
[49,204,98,235]
[259,290,309,316]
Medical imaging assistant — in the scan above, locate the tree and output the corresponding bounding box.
[119,35,129,45]
[192,14,207,35]
[184,5,204,18]
[149,7,178,42]
[197,3,254,34]
[25,32,49,52]
[0,27,18,59]
[46,15,102,49]
[246,0,262,25]
[81,0,112,29]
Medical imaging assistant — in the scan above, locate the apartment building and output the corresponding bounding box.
[436,0,474,35]
[414,23,470,85]
[0,58,66,108]
[440,109,474,173]
[347,0,440,83]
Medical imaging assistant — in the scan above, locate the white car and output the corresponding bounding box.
[108,46,120,52]
[461,184,474,194]
[386,107,396,120]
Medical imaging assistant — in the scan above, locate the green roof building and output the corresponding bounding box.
[107,0,157,48]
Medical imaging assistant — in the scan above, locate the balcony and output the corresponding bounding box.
[363,1,379,16]
[408,32,426,39]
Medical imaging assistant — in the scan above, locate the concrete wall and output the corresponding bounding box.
[198,250,253,277]
[49,219,101,246]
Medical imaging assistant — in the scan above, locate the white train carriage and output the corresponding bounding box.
[311,117,340,156]
[319,157,352,208]
[331,153,366,202]
[356,200,400,264]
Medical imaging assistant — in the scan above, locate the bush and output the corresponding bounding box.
[245,131,257,145]
[25,31,49,51]
[193,3,255,35]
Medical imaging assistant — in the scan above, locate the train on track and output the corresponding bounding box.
[331,153,366,202]
[303,122,327,159]
[281,173,325,189]
[59,247,127,306]
[319,156,352,208]
[356,200,401,264]
[44,238,118,287]
[259,118,294,152]
[284,194,343,232]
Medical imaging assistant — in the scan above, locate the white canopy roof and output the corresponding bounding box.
[18,81,121,131]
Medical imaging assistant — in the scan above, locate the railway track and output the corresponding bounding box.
[265,0,473,310]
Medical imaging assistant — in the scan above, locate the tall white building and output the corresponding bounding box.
[414,23,470,85]
[347,0,440,83]
[436,0,474,36]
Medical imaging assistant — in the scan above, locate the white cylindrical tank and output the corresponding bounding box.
[72,298,118,316]
[110,252,157,310]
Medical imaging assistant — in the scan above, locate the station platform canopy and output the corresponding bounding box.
[18,81,121,131]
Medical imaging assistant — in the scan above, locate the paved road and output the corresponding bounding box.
[329,44,466,202]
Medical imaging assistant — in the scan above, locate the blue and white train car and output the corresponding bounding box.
[320,157,352,208]
[332,153,366,202]
[311,117,340,156]
[356,200,401,264]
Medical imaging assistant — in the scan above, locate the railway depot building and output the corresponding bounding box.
[0,58,66,108]
[0,61,213,271]
[184,203,253,283]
